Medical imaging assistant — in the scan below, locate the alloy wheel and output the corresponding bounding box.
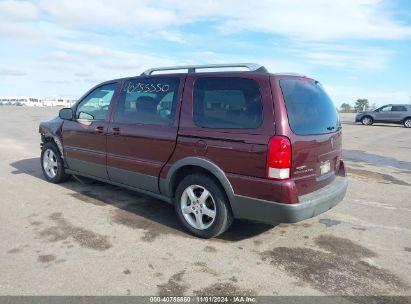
[42,149,58,178]
[362,117,372,125]
[180,185,216,230]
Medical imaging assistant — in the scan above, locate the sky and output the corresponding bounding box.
[0,0,411,107]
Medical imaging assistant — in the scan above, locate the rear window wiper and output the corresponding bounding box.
[327,126,335,131]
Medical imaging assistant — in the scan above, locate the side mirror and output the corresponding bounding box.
[59,108,73,120]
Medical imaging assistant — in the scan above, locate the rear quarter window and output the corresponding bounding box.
[193,77,263,129]
[392,105,407,111]
[280,79,340,135]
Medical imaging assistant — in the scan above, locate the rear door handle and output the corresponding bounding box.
[95,126,104,134]
[112,127,120,135]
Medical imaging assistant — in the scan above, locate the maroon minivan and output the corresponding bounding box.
[39,63,348,238]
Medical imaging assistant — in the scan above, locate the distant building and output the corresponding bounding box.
[0,96,43,106]
[1,96,77,107]
[43,97,77,107]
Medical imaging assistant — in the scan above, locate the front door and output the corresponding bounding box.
[106,76,184,193]
[62,82,118,179]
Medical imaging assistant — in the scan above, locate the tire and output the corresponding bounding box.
[174,173,233,238]
[41,142,70,183]
[404,118,411,128]
[361,116,373,125]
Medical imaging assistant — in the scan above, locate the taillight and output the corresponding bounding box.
[267,136,291,180]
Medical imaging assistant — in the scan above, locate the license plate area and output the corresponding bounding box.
[320,160,331,175]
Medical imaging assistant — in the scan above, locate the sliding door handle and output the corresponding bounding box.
[95,126,104,134]
[112,127,120,135]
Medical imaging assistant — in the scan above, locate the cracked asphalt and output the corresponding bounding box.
[0,107,410,296]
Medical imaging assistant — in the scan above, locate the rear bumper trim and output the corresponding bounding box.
[231,176,348,225]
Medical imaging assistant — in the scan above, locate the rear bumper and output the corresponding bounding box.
[231,175,348,225]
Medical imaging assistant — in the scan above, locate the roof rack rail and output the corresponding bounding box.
[141,63,267,76]
[272,72,306,77]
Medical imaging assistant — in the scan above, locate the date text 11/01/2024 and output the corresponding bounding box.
[149,296,257,303]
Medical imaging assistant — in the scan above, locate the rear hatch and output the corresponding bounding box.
[278,78,342,196]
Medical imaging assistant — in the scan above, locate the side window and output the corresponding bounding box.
[380,106,392,112]
[114,77,180,125]
[75,83,117,120]
[193,77,263,129]
[392,106,407,111]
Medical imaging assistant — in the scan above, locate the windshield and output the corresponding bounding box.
[280,79,340,135]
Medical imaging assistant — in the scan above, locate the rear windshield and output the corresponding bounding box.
[280,79,340,135]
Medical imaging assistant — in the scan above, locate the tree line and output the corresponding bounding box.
[339,99,377,113]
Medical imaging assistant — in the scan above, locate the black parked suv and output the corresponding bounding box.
[355,104,411,128]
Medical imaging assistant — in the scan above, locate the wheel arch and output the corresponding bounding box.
[402,116,411,123]
[361,115,374,124]
[40,126,65,166]
[39,118,65,159]
[403,116,411,127]
[41,132,64,158]
[161,157,235,204]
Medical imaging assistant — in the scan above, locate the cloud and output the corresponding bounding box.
[74,71,93,77]
[82,78,108,85]
[154,30,186,44]
[0,69,26,76]
[290,42,393,70]
[29,0,411,40]
[40,51,81,63]
[0,1,41,41]
[51,40,179,71]
[42,79,72,85]
[38,0,176,29]
[0,20,40,41]
[142,0,411,40]
[211,0,411,40]
[0,0,39,21]
[1,0,410,99]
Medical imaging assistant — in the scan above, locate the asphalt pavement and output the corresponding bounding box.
[0,107,410,296]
